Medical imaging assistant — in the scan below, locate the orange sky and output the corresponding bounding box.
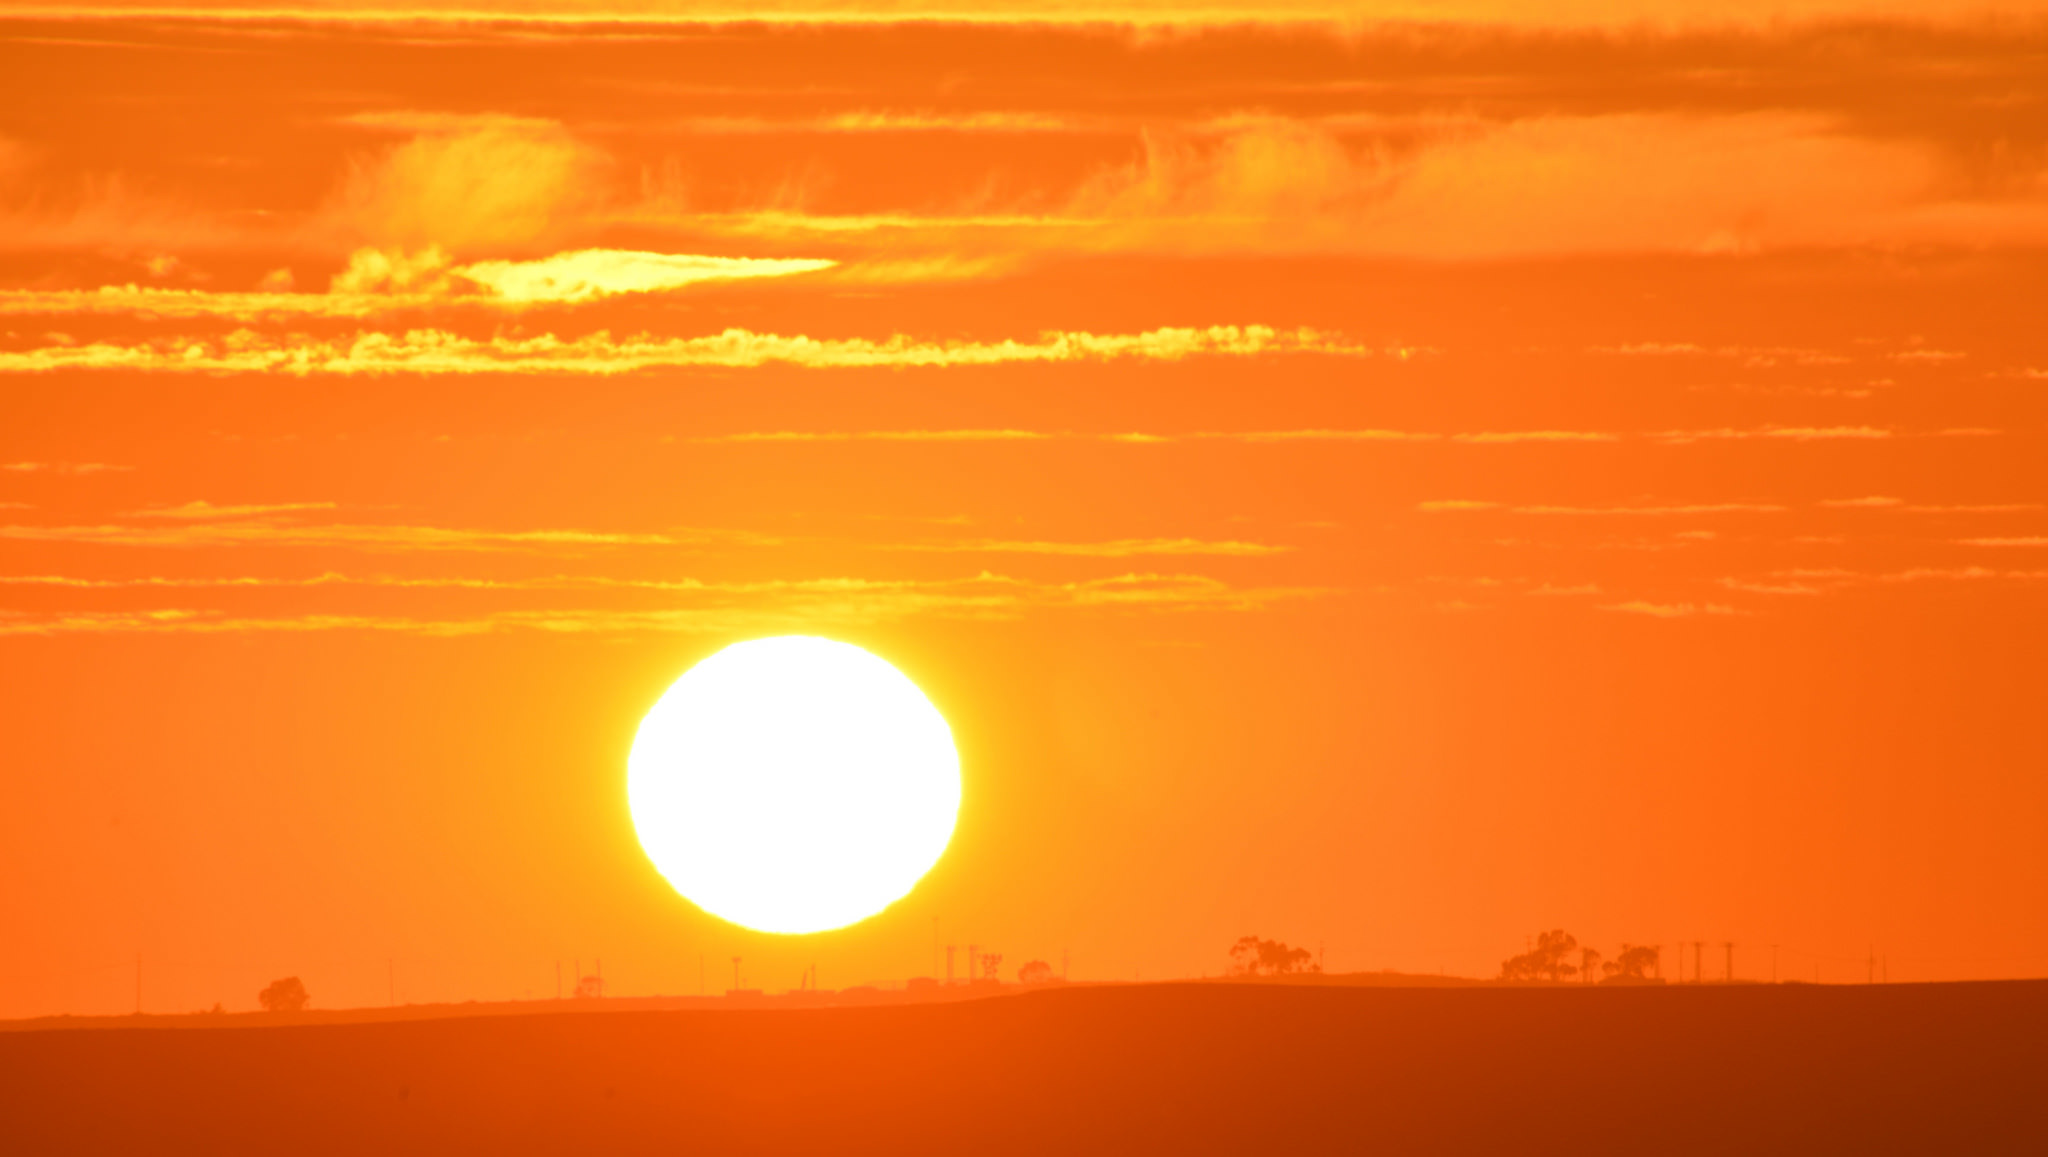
[2,4,2046,1016]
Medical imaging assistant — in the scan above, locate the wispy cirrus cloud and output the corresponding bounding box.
[0,512,1279,558]
[1720,567,2048,595]
[1601,600,1743,618]
[1819,497,2042,513]
[1420,501,1786,515]
[0,520,761,552]
[127,500,339,520]
[0,324,1357,376]
[2,461,133,474]
[881,537,1287,557]
[688,425,1973,447]
[0,248,836,320]
[0,570,1330,638]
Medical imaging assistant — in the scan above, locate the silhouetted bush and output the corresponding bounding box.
[257,977,310,1012]
[1229,936,1319,976]
[1602,944,1661,981]
[1018,960,1056,985]
[1500,930,1579,981]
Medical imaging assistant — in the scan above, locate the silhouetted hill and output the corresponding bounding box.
[3,981,2043,1155]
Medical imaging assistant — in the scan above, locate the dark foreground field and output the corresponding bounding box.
[4,981,2044,1155]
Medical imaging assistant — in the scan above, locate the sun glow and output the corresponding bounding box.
[627,636,961,934]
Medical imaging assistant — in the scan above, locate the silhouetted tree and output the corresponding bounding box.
[574,974,606,999]
[1580,947,1603,984]
[257,977,309,1012]
[979,953,1003,981]
[1499,930,1579,981]
[1229,936,1320,977]
[1602,944,1661,981]
[1018,960,1056,985]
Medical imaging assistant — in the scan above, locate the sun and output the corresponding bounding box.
[627,636,961,935]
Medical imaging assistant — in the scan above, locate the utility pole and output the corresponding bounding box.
[391,959,397,1006]
[1693,941,1704,984]
[1868,947,1875,985]
[1770,945,1778,984]
[135,953,141,1016]
[1724,942,1734,983]
[1063,949,1069,982]
[731,956,742,991]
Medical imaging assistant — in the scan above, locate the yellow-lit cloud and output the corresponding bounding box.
[1601,601,1743,617]
[455,250,835,302]
[328,119,605,249]
[0,570,1330,637]
[129,500,339,520]
[2,461,133,474]
[0,324,1355,375]
[1421,501,1787,515]
[0,520,759,551]
[0,248,836,319]
[883,537,1287,557]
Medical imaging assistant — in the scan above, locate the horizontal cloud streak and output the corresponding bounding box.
[690,425,1969,446]
[1601,601,1742,617]
[0,520,761,551]
[0,325,1355,376]
[1421,501,1787,515]
[0,249,836,320]
[0,518,1276,557]
[0,571,1331,637]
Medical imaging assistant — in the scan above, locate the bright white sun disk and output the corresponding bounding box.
[627,636,960,935]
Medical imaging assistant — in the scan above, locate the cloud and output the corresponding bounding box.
[1820,497,2042,512]
[455,249,835,302]
[1526,583,1601,596]
[652,109,2048,259]
[883,537,1288,557]
[1717,566,2048,594]
[1601,601,1742,617]
[656,111,1080,134]
[0,248,836,319]
[0,514,1280,558]
[1450,430,1619,444]
[1719,578,1827,595]
[127,500,339,520]
[692,424,1907,447]
[1651,427,1896,443]
[704,429,1054,444]
[1421,501,1786,515]
[1957,537,2048,547]
[1,461,132,474]
[327,119,608,249]
[0,520,762,552]
[0,324,1359,376]
[0,571,1331,638]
